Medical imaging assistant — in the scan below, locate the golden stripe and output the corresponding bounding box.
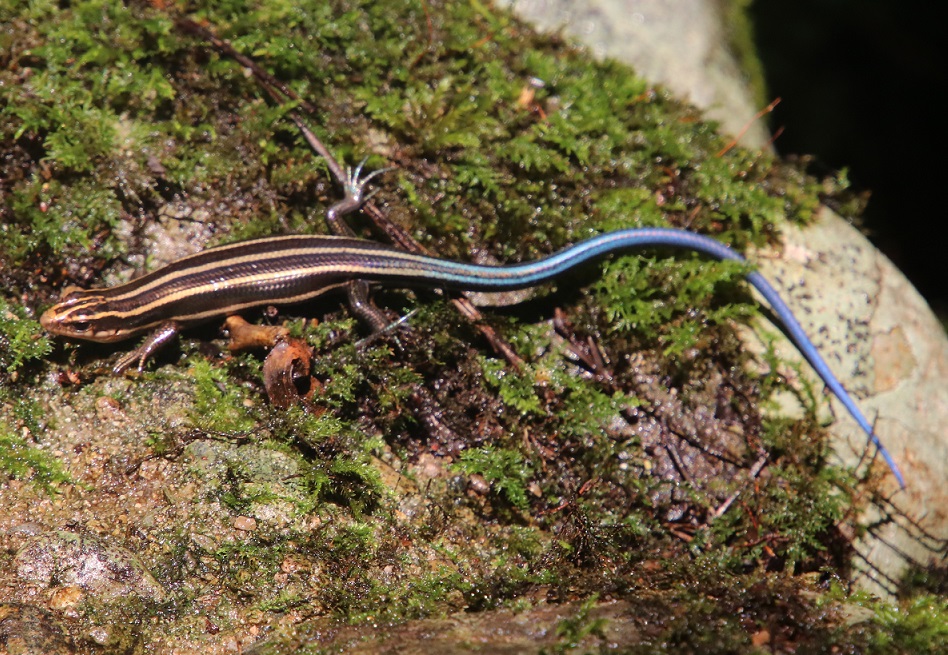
[102,282,352,331]
[104,241,435,303]
[102,259,441,322]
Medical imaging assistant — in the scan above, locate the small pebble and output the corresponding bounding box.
[233,516,257,532]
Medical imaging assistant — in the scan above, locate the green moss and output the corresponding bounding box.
[0,299,51,374]
[212,537,286,588]
[548,595,608,654]
[185,356,387,515]
[0,1,177,264]
[0,421,71,492]
[863,593,948,653]
[815,582,948,654]
[188,358,257,434]
[592,255,755,356]
[453,446,533,512]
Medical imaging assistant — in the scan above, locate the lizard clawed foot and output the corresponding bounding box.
[343,157,396,206]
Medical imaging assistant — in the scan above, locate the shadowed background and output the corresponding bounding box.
[751,0,945,322]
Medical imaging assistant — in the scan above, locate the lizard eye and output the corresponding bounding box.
[64,308,97,334]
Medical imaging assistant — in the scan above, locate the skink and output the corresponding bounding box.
[39,227,905,487]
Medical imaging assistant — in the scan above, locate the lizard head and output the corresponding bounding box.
[40,287,131,343]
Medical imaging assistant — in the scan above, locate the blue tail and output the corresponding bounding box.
[420,228,905,487]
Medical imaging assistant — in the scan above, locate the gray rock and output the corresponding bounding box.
[14,530,166,603]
